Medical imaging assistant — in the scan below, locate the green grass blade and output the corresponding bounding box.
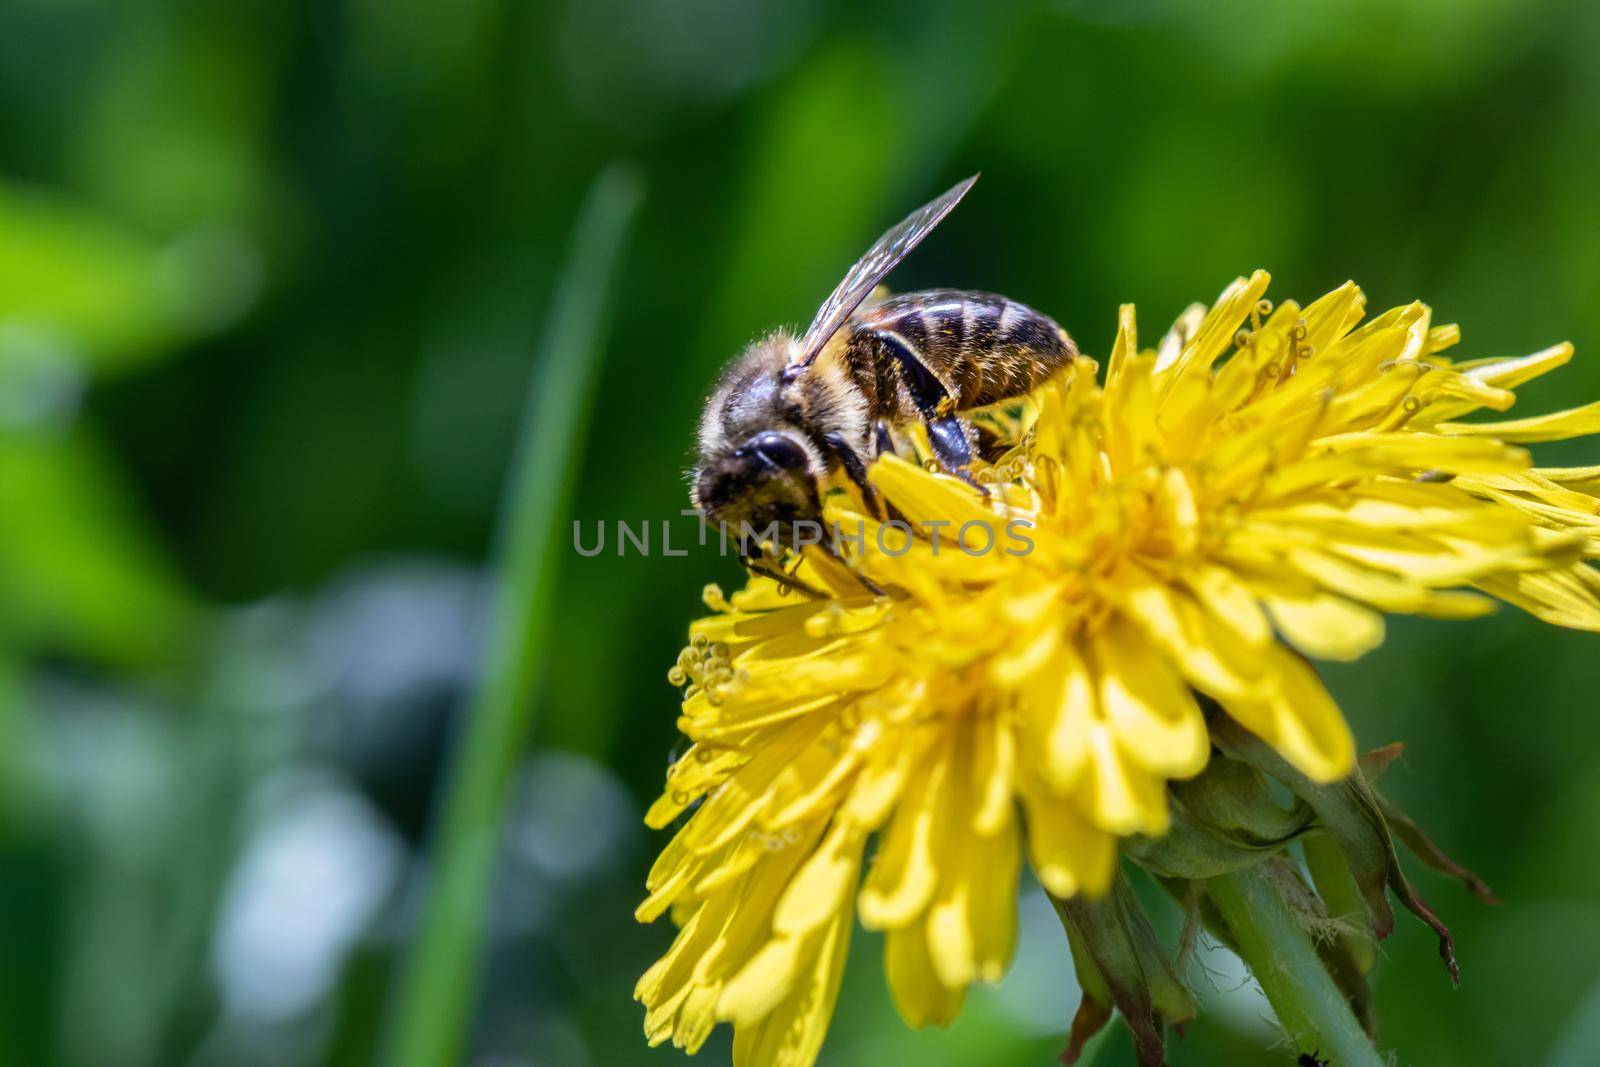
[384,163,645,1067]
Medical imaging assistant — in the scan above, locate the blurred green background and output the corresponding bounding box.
[2,1,1599,1065]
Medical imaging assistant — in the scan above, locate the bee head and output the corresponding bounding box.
[693,429,821,534]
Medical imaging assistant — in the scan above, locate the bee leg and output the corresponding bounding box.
[815,537,888,598]
[874,332,986,492]
[822,431,882,518]
[871,421,910,526]
[739,549,826,599]
[926,414,987,494]
[874,421,899,458]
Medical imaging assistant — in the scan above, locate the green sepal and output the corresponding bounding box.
[1208,713,1461,985]
[1052,869,1197,1066]
[1373,793,1499,905]
[1124,750,1314,879]
[1361,740,1497,902]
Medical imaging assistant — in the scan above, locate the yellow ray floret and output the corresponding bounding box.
[637,272,1600,1067]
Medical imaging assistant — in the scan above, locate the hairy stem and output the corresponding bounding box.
[1207,863,1386,1067]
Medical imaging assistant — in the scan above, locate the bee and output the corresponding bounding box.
[691,174,1077,547]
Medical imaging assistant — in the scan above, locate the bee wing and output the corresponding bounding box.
[790,174,978,372]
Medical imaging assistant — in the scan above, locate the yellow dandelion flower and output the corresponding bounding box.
[636,271,1600,1065]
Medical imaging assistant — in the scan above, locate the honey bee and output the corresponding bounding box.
[691,174,1076,547]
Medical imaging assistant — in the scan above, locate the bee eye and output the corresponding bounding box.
[745,432,808,472]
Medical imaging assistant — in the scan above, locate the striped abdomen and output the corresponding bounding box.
[842,289,1076,420]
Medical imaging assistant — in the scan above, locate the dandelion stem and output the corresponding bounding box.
[383,164,644,1067]
[1207,863,1386,1067]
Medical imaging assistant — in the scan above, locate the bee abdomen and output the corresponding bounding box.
[859,289,1076,411]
